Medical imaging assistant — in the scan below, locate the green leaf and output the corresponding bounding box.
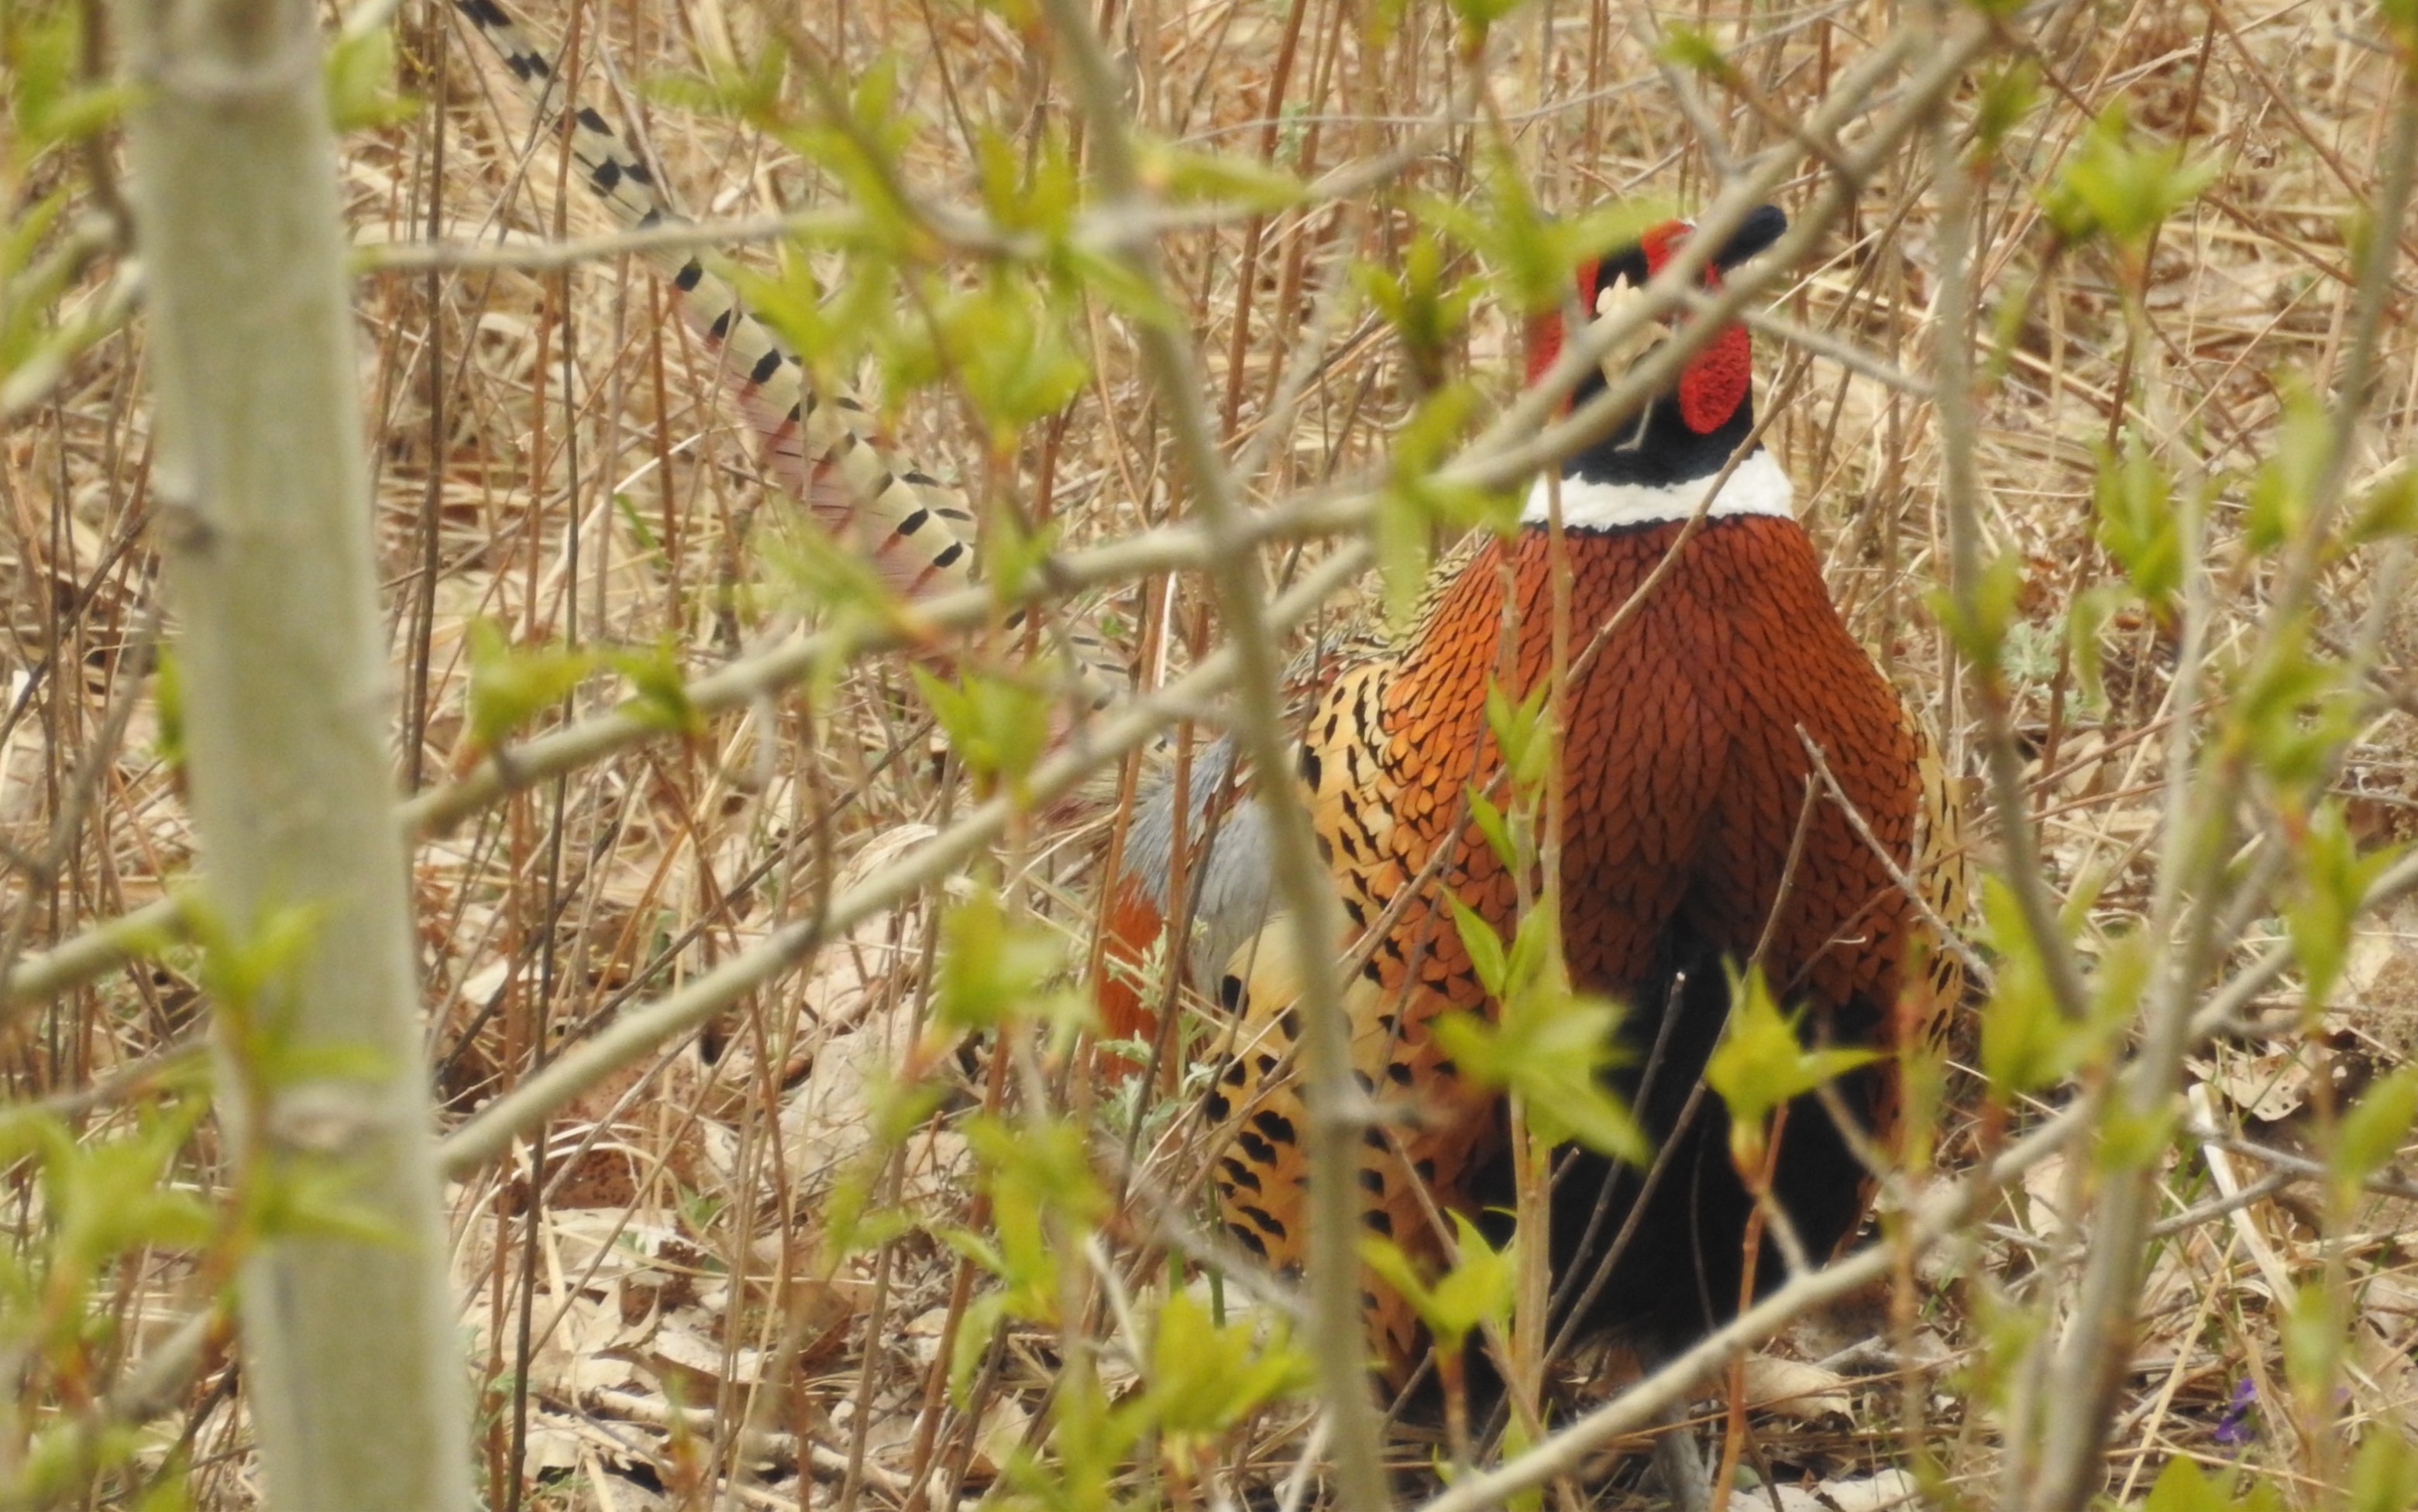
[1425,1213,1517,1343]
[1433,978,1646,1163]
[2332,1065,2418,1194]
[325,26,418,132]
[650,27,789,123]
[920,273,1089,447]
[1138,139,1306,213]
[820,1074,941,1257]
[465,620,603,751]
[2038,103,2217,250]
[5,4,132,158]
[1484,679,1553,797]
[1360,1211,1514,1349]
[1969,60,2041,158]
[2065,582,2124,715]
[608,644,703,735]
[2097,1099,2176,1174]
[1976,876,2088,1097]
[1503,899,1556,998]
[803,53,920,218]
[1145,1289,1314,1448]
[911,665,1054,798]
[1443,0,1529,38]
[2227,613,2357,796]
[975,124,1082,239]
[931,888,1086,1040]
[2348,1432,2418,1512]
[972,507,1061,610]
[1,1102,216,1334]
[1420,167,1660,322]
[955,1114,1103,1339]
[242,1156,402,1249]
[2383,0,2418,46]
[1358,232,1477,382]
[1374,383,1493,623]
[1467,788,1517,872]
[54,1131,215,1270]
[1051,234,1168,327]
[135,1451,194,1512]
[2093,437,2181,605]
[2141,1456,2226,1512]
[2345,464,2418,546]
[1929,553,2026,679]
[0,204,60,368]
[187,899,326,1057]
[950,1289,1010,1405]
[2280,1280,2341,1414]
[759,498,917,672]
[2244,382,2330,556]
[17,1421,143,1510]
[1704,969,1877,1166]
[932,1221,1010,1281]
[1371,483,1435,631]
[2284,802,2397,1012]
[727,253,884,406]
[1656,24,1734,80]
[152,647,186,772]
[1447,895,1509,998]
[0,188,134,415]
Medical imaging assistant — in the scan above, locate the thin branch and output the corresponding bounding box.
[439,545,1371,1175]
[2021,55,2418,1512]
[1797,732,1991,985]
[1027,0,1389,1500]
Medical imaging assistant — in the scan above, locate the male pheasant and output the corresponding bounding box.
[447,6,1966,1393]
[1106,204,1970,1387]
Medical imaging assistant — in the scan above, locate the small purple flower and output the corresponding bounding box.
[2213,1378,2257,1450]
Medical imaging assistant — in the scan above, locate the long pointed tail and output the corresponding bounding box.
[449,0,1126,710]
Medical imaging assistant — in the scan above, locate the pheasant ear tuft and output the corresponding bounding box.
[1636,204,1787,283]
[1711,204,1787,272]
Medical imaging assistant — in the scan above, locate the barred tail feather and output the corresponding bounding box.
[449,0,1123,710]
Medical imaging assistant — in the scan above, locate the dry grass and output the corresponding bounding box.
[4,0,2416,1507]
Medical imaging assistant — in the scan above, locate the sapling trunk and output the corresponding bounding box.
[117,0,469,1506]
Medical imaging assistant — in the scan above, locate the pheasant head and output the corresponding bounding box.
[1523,204,1791,528]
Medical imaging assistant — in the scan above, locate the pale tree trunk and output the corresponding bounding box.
[116,1,469,1507]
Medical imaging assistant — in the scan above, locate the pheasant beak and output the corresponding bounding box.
[1587,267,1670,382]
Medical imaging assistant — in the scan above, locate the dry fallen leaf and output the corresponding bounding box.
[520,1418,586,1479]
[1739,1356,1852,1424]
[2202,1046,2316,1125]
[961,1395,1034,1483]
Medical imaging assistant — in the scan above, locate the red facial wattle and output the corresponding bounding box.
[1677,321,1751,434]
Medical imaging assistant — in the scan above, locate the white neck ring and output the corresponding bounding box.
[1521,448,1796,531]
